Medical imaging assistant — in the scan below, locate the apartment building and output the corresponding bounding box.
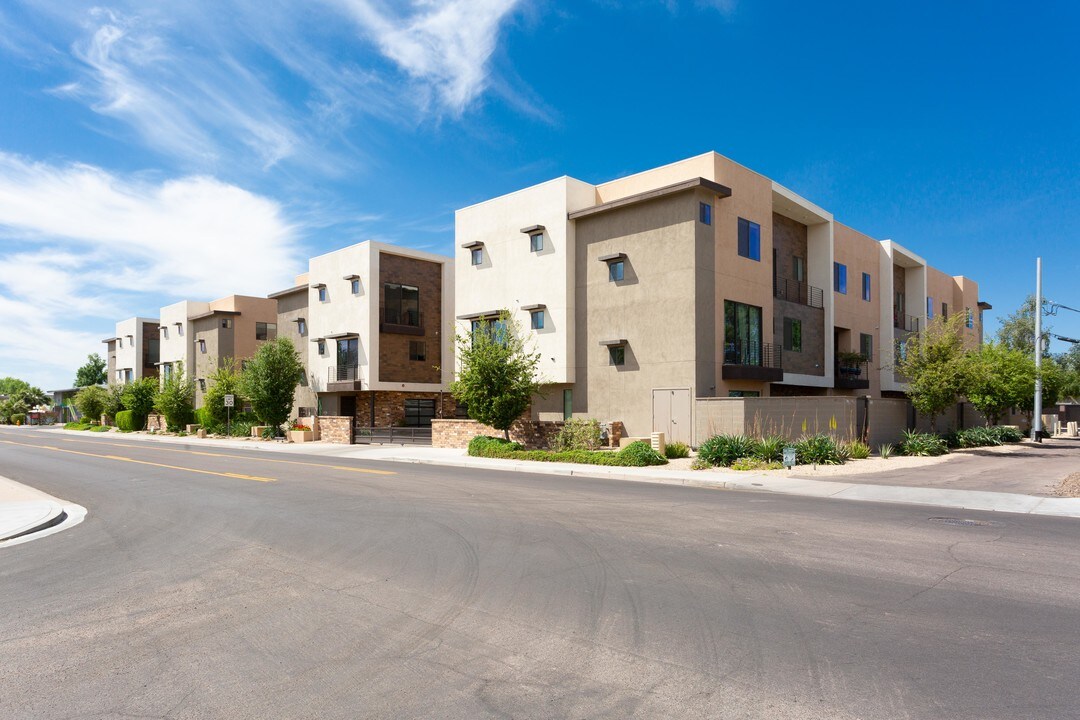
[267,273,317,419]
[156,295,278,407]
[455,151,988,444]
[102,317,159,384]
[268,241,454,435]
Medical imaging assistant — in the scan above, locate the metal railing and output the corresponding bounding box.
[724,342,782,368]
[329,365,360,383]
[354,426,433,445]
[894,311,920,332]
[383,309,424,328]
[835,359,868,380]
[774,278,824,309]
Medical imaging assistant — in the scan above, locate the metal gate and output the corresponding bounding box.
[652,388,692,446]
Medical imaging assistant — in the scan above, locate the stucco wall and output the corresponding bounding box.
[695,396,858,445]
[832,223,884,395]
[159,300,208,375]
[274,288,317,417]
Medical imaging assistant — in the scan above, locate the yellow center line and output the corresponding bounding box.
[0,440,276,483]
[41,434,396,476]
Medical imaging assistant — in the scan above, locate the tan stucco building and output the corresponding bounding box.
[455,151,989,444]
[102,317,160,385]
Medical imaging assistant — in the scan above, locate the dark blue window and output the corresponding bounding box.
[609,260,624,282]
[862,272,871,301]
[737,218,760,261]
[834,263,847,294]
[699,202,712,225]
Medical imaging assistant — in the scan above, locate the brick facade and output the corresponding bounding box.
[319,416,353,444]
[378,252,443,384]
[433,417,627,450]
[146,413,168,432]
[349,391,458,427]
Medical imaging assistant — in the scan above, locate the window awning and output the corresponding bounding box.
[460,241,484,250]
[342,274,360,280]
[599,338,627,347]
[519,224,545,234]
[598,252,626,263]
[521,303,546,311]
[324,332,358,340]
[456,310,502,320]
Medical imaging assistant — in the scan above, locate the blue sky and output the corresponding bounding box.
[0,0,1077,390]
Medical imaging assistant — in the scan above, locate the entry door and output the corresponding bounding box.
[652,388,692,445]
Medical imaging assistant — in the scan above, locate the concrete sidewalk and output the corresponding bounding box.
[0,474,86,547]
[29,426,1080,519]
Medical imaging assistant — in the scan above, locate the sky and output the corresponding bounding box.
[0,0,1077,391]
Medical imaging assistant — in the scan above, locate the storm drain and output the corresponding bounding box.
[928,516,1004,528]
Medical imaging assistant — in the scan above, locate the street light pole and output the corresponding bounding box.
[1033,257,1043,442]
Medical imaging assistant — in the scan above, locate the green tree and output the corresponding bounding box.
[896,314,968,432]
[1017,358,1065,429]
[450,311,541,441]
[204,359,246,428]
[103,384,125,421]
[1057,344,1080,401]
[997,295,1051,358]
[74,353,108,387]
[73,385,108,423]
[241,337,303,435]
[155,361,195,432]
[963,343,1034,425]
[121,377,158,429]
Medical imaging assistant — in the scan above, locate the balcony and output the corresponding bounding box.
[894,311,920,333]
[835,359,870,390]
[722,342,783,382]
[327,365,362,392]
[380,309,425,336]
[774,278,824,309]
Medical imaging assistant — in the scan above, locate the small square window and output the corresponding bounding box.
[351,278,360,294]
[609,260,624,282]
[409,340,426,362]
[783,318,802,352]
[471,247,483,266]
[530,310,544,330]
[198,378,206,392]
[221,318,231,328]
[699,202,712,225]
[609,345,625,366]
[255,322,276,341]
[530,233,543,252]
[318,287,327,302]
[317,340,326,355]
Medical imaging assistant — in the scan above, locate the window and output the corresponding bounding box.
[737,218,761,261]
[530,233,543,252]
[221,318,232,329]
[255,322,277,341]
[793,256,805,283]
[318,286,327,302]
[337,337,358,369]
[563,389,572,421]
[161,327,168,339]
[297,318,307,336]
[609,260,624,282]
[198,339,206,353]
[124,369,133,383]
[471,247,483,266]
[162,364,172,381]
[724,300,763,365]
[927,297,934,319]
[117,337,123,349]
[728,390,761,398]
[403,398,436,427]
[471,318,508,346]
[317,340,326,355]
[351,278,360,294]
[860,333,873,361]
[966,308,974,328]
[897,340,908,361]
[783,318,802,352]
[942,303,949,319]
[409,341,426,362]
[384,283,420,326]
[834,262,847,294]
[862,272,872,301]
[530,309,544,330]
[699,202,712,225]
[298,372,308,387]
[609,345,625,366]
[198,379,206,392]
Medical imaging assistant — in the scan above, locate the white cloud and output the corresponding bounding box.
[0,152,304,390]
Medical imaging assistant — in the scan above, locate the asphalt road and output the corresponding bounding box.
[1,428,1079,720]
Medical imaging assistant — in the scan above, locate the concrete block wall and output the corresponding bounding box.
[695,396,857,445]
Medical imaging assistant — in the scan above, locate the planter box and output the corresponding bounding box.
[252,425,269,438]
[288,430,314,443]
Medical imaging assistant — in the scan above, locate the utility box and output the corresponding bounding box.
[650,431,666,456]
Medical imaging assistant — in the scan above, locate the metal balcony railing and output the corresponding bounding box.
[382,309,424,328]
[724,342,782,368]
[894,311,920,333]
[329,365,360,383]
[835,359,868,380]
[774,278,824,309]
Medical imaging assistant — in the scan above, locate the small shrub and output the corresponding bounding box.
[753,434,786,463]
[990,425,1023,443]
[88,424,111,432]
[793,434,844,465]
[468,435,523,457]
[553,418,602,451]
[844,439,871,459]
[897,430,948,457]
[690,457,711,470]
[618,440,667,466]
[10,413,25,425]
[730,457,783,471]
[664,441,690,459]
[879,443,894,459]
[698,434,755,467]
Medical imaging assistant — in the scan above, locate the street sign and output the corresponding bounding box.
[782,447,796,469]
[224,394,235,408]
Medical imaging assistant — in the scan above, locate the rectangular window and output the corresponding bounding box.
[728,390,761,398]
[897,340,908,361]
[471,318,508,347]
[609,260,624,282]
[351,278,360,294]
[562,389,572,421]
[834,263,847,294]
[724,300,763,365]
[403,398,436,427]
[927,297,934,319]
[221,318,231,328]
[530,309,544,330]
[737,218,761,261]
[862,272,871,301]
[297,318,307,336]
[118,337,123,349]
[384,283,420,326]
[198,339,206,353]
[471,247,483,266]
[942,302,948,319]
[699,202,712,225]
[966,308,974,328]
[124,369,133,383]
[783,318,802,352]
[161,327,168,339]
[793,256,805,283]
[318,287,327,302]
[609,345,625,366]
[317,340,326,355]
[255,322,277,341]
[162,364,172,381]
[198,379,206,392]
[530,233,543,252]
[336,337,358,369]
[860,333,873,361]
[409,340,426,362]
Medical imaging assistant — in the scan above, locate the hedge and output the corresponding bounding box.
[467,436,667,467]
[115,410,143,433]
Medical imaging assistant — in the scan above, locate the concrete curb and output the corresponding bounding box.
[0,474,88,548]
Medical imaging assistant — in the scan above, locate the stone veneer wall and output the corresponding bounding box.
[319,416,353,444]
[146,413,168,432]
[433,418,627,450]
